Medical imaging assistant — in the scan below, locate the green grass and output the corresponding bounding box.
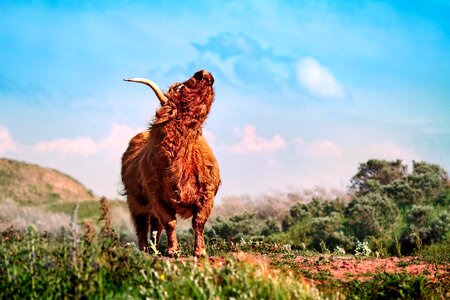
[202,236,450,299]
[343,273,435,300]
[1,197,449,299]
[45,200,127,221]
[420,234,450,264]
[2,226,450,299]
[0,226,321,300]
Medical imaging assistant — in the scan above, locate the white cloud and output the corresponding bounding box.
[96,124,139,157]
[296,57,345,99]
[229,125,285,154]
[369,142,419,162]
[0,125,16,155]
[309,140,343,157]
[34,124,139,157]
[35,137,98,155]
[293,138,343,157]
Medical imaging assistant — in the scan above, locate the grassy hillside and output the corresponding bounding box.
[0,158,95,205]
[0,158,133,237]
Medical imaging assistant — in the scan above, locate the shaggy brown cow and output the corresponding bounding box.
[121,70,220,257]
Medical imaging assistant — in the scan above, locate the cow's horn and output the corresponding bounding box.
[124,78,168,105]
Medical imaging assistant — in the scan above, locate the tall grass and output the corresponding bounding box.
[0,199,323,300]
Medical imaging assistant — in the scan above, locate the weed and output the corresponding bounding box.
[319,240,331,255]
[369,236,388,258]
[414,231,423,256]
[334,246,346,256]
[148,231,161,256]
[394,233,402,257]
[82,220,96,244]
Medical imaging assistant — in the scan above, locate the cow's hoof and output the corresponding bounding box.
[167,248,179,258]
[194,249,207,258]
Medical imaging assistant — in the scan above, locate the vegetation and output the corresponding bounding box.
[1,219,449,299]
[0,158,95,205]
[210,160,450,258]
[343,273,432,299]
[1,158,450,298]
[0,207,322,299]
[0,158,133,237]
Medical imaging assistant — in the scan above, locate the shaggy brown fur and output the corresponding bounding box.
[121,70,220,257]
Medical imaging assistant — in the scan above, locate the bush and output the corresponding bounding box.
[276,160,450,255]
[207,212,263,242]
[309,212,354,251]
[345,193,399,240]
[400,208,450,254]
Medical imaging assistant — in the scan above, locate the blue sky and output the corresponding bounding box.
[1,0,449,199]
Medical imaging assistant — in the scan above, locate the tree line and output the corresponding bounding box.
[206,159,450,255]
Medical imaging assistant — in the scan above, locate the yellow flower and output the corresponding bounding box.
[160,274,165,280]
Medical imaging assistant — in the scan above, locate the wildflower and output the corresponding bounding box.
[334,246,346,255]
[355,240,372,257]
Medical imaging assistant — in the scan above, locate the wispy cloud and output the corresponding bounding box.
[0,125,16,155]
[293,138,343,157]
[193,32,294,88]
[228,125,285,154]
[296,57,345,99]
[35,137,97,155]
[194,32,264,60]
[34,124,138,157]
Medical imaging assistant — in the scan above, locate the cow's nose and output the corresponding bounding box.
[194,70,207,81]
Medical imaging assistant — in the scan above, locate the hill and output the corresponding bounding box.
[0,158,133,236]
[0,158,95,205]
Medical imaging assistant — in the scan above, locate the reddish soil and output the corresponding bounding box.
[168,253,449,285]
[293,255,449,283]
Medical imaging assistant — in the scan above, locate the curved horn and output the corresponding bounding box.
[124,78,168,104]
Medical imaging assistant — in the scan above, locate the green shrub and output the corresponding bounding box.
[400,208,450,254]
[278,159,450,256]
[207,212,264,242]
[345,193,399,240]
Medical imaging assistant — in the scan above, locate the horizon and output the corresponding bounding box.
[1,1,449,199]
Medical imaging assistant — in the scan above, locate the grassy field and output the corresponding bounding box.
[0,202,321,300]
[1,158,449,299]
[1,199,449,299]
